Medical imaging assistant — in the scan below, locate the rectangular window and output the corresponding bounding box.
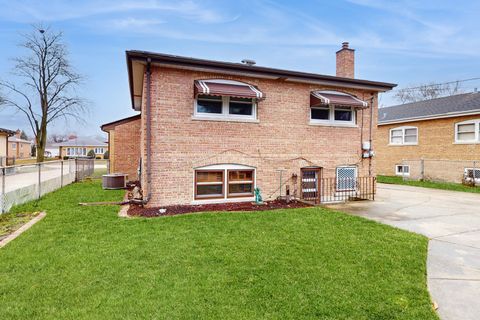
[229,97,253,116]
[334,107,353,122]
[390,127,418,145]
[311,107,330,120]
[456,123,476,142]
[395,165,410,176]
[195,95,256,120]
[310,106,355,125]
[336,167,357,191]
[195,170,224,199]
[12,143,16,150]
[95,148,104,154]
[196,95,223,114]
[228,170,254,197]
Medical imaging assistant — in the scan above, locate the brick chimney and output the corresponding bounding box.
[336,42,355,78]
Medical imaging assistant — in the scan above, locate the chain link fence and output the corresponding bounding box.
[398,159,480,185]
[1,159,109,214]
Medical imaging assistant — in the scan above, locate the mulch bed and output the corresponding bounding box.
[127,199,312,217]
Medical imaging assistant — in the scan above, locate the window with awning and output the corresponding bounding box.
[310,91,367,126]
[193,80,263,121]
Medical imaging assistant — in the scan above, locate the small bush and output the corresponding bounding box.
[87,150,95,158]
[103,150,109,159]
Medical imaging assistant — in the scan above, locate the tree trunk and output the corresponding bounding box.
[36,125,47,163]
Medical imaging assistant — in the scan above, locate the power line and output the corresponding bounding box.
[386,77,480,93]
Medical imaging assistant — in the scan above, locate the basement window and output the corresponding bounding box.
[336,166,357,191]
[464,168,480,184]
[395,165,410,176]
[194,164,255,201]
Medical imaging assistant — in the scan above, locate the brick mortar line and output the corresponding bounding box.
[0,212,46,248]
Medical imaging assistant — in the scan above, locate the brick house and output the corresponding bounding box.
[109,43,395,207]
[54,137,108,159]
[101,115,141,180]
[376,93,480,182]
[0,128,15,166]
[8,130,32,159]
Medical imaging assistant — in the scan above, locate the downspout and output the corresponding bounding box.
[143,58,152,204]
[369,94,374,177]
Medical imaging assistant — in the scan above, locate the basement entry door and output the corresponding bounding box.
[301,168,321,203]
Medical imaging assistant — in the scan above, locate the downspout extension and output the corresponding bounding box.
[143,58,152,205]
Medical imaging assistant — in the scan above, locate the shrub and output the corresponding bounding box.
[103,150,109,159]
[87,150,95,158]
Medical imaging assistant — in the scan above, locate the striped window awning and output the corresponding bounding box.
[311,91,368,108]
[194,80,264,99]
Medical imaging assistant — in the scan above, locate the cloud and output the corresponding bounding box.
[0,0,235,24]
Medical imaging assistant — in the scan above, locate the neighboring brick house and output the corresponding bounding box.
[120,43,395,207]
[101,114,141,180]
[0,128,15,166]
[376,92,480,182]
[54,137,108,159]
[8,130,32,159]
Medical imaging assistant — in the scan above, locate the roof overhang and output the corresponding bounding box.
[101,114,141,132]
[378,109,480,126]
[0,128,15,137]
[126,50,397,111]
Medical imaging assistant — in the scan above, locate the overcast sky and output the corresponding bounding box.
[1,0,480,138]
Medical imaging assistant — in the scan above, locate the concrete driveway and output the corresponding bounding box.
[329,183,480,320]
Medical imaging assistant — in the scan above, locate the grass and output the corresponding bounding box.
[0,211,39,241]
[14,158,58,165]
[378,175,480,194]
[0,181,438,319]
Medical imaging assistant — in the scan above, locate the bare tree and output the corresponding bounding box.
[394,81,463,104]
[49,133,68,143]
[0,25,86,162]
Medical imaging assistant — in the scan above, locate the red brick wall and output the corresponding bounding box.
[140,66,378,207]
[110,118,141,181]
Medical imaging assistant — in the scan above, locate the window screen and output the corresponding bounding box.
[336,167,357,191]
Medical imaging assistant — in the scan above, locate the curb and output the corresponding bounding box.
[0,212,46,248]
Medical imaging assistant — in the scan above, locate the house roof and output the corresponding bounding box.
[126,50,397,111]
[9,136,32,144]
[53,137,107,147]
[101,114,141,132]
[378,92,480,125]
[0,128,15,136]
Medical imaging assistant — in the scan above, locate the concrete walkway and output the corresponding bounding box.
[329,183,480,320]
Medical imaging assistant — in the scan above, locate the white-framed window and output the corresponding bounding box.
[194,164,256,201]
[310,105,355,126]
[95,147,105,154]
[389,126,418,145]
[11,143,16,150]
[336,166,357,191]
[395,165,410,176]
[464,168,480,183]
[455,120,480,143]
[194,95,257,121]
[66,147,87,156]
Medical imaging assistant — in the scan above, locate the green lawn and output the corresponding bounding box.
[0,181,438,319]
[378,175,480,194]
